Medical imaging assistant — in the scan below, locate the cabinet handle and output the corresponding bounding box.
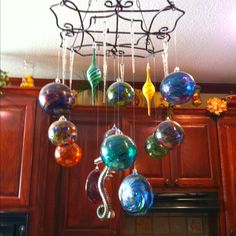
[229,229,236,236]
[174,179,179,186]
[165,178,170,186]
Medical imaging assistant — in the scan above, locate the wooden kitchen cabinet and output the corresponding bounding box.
[122,109,220,191]
[218,110,236,236]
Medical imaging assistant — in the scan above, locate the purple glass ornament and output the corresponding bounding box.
[85,168,102,204]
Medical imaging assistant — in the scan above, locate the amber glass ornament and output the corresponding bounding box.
[54,143,82,167]
[142,63,155,116]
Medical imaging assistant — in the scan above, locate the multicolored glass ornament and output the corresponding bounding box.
[48,116,77,146]
[154,119,184,149]
[85,167,102,204]
[118,169,154,216]
[100,134,137,171]
[206,97,227,116]
[160,69,196,105]
[145,135,169,159]
[86,43,102,105]
[54,143,82,167]
[106,79,135,107]
[142,63,155,116]
[38,81,75,117]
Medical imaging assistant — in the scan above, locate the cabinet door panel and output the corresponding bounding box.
[0,96,35,208]
[218,115,236,235]
[56,110,121,236]
[172,115,219,188]
[122,114,171,189]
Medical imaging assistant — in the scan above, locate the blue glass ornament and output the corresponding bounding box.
[118,170,154,216]
[107,79,135,107]
[48,116,77,146]
[100,134,137,171]
[154,119,184,149]
[39,82,75,116]
[160,71,196,105]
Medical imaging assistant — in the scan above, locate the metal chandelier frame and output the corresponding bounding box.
[50,0,185,58]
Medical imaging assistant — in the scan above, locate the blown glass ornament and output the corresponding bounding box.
[54,143,82,167]
[118,170,154,216]
[145,135,169,159]
[142,63,155,116]
[85,167,102,204]
[86,44,102,105]
[48,116,77,146]
[160,70,196,105]
[100,134,137,171]
[154,119,184,149]
[107,79,135,107]
[38,81,75,116]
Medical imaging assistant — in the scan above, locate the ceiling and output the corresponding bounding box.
[1,0,236,84]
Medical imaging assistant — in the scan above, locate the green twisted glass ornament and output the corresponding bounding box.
[86,45,102,104]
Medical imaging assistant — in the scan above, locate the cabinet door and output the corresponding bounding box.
[0,95,36,208]
[54,109,122,236]
[172,113,220,188]
[122,112,171,189]
[218,114,236,235]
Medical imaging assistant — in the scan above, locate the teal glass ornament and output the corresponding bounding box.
[86,44,102,105]
[154,119,184,149]
[38,81,75,117]
[160,70,196,105]
[119,170,154,216]
[48,116,77,146]
[107,79,135,107]
[145,135,169,159]
[100,134,137,171]
[104,124,122,138]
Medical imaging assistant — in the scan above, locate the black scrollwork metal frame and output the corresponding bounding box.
[50,0,185,58]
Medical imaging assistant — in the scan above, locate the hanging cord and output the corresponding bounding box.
[96,42,100,153]
[153,55,158,123]
[56,50,61,82]
[117,42,120,129]
[113,56,116,126]
[69,48,75,89]
[162,38,169,77]
[62,36,68,84]
[174,29,178,69]
[103,21,108,103]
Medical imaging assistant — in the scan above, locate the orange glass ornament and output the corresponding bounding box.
[54,143,82,167]
[142,63,155,116]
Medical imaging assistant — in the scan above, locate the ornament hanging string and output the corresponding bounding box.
[162,39,169,77]
[55,50,61,83]
[103,21,108,103]
[69,48,75,89]
[62,36,68,84]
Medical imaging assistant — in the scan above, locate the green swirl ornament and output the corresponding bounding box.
[145,135,169,159]
[86,45,102,104]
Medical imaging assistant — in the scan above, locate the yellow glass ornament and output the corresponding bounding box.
[142,63,155,116]
[207,97,227,116]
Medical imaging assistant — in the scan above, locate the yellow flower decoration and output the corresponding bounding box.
[207,97,227,115]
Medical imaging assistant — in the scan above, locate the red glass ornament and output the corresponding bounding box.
[85,168,102,204]
[54,143,82,167]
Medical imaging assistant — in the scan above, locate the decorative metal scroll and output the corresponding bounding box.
[50,0,185,58]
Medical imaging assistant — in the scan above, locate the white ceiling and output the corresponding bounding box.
[1,0,236,84]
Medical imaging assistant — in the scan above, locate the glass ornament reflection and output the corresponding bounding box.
[118,170,153,216]
[54,143,82,167]
[85,167,102,204]
[154,119,184,149]
[107,79,135,107]
[38,81,75,116]
[48,116,77,146]
[145,135,169,159]
[100,134,137,171]
[160,69,196,105]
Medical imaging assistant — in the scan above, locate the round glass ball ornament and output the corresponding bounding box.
[54,143,82,167]
[160,70,196,105]
[38,81,75,116]
[48,116,77,146]
[118,170,154,216]
[100,134,137,171]
[145,135,169,159]
[107,80,135,107]
[85,167,102,204]
[154,119,184,149]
